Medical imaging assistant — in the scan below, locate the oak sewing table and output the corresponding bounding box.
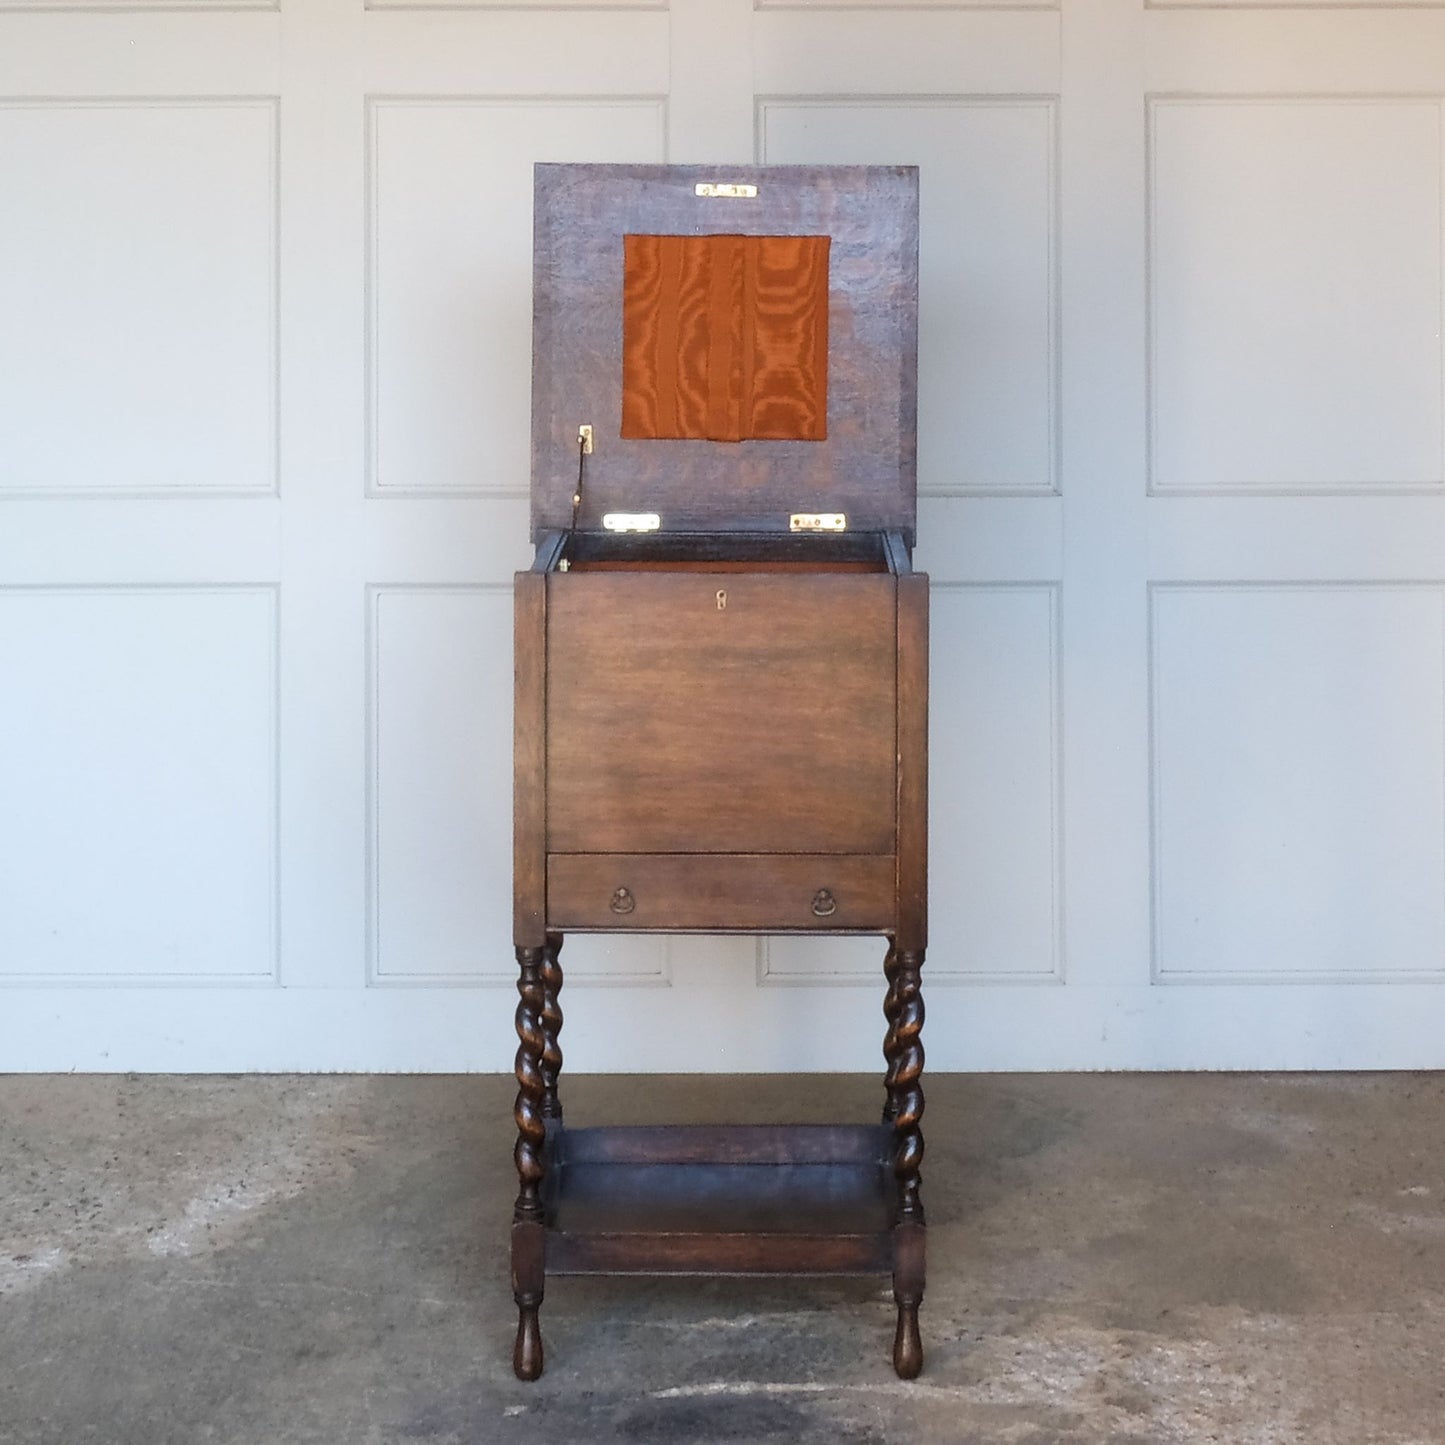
[511,163,928,1381]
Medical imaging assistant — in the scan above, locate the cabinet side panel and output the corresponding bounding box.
[897,574,929,949]
[514,572,547,947]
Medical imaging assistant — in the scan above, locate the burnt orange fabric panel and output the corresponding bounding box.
[621,233,829,443]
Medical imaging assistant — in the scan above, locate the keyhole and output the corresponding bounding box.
[716,589,727,611]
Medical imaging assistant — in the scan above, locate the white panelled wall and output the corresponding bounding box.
[2,0,1444,1071]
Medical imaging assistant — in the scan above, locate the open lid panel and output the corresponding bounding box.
[530,163,919,545]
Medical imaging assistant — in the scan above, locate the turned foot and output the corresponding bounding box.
[891,1211,926,1381]
[513,1300,543,1380]
[892,1298,923,1379]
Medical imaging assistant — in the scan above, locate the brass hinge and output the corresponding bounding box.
[602,512,661,533]
[695,182,758,199]
[789,512,847,533]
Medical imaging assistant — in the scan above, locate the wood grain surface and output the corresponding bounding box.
[895,573,929,950]
[531,164,918,542]
[546,852,895,931]
[512,573,547,947]
[545,570,897,855]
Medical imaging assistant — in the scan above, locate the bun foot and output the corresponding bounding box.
[892,1300,923,1379]
[513,1303,544,1380]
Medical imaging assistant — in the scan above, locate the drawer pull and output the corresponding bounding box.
[811,888,837,918]
[609,887,636,916]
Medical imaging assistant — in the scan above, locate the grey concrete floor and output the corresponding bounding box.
[1,1073,1443,1445]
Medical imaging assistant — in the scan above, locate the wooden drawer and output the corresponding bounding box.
[547,854,896,932]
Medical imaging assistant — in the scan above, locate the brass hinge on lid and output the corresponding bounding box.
[790,513,847,533]
[602,512,661,533]
[696,182,758,199]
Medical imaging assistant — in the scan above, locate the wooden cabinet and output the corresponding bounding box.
[511,164,928,1380]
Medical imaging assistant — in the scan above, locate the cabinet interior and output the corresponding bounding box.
[548,530,898,574]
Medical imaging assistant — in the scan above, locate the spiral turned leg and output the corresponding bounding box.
[511,945,547,1380]
[540,933,565,1123]
[891,948,925,1223]
[889,947,926,1378]
[881,943,901,1123]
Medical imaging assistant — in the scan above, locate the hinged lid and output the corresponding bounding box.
[530,163,919,544]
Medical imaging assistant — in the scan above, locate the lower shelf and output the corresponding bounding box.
[542,1123,897,1277]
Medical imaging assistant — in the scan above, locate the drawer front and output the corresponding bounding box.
[548,854,896,932]
[545,572,897,856]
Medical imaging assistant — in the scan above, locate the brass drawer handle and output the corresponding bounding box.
[610,887,636,916]
[811,888,837,918]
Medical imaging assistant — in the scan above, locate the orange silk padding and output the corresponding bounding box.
[621,233,829,443]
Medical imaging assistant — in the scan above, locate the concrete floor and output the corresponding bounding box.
[1,1074,1443,1445]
